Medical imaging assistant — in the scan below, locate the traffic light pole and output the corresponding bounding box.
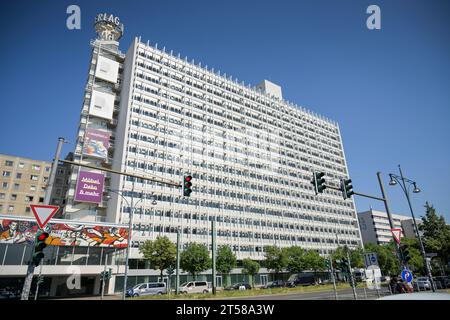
[34,264,43,300]
[346,249,358,300]
[211,220,217,295]
[329,257,338,300]
[175,230,181,295]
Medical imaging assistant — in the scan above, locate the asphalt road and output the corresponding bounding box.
[223,287,390,300]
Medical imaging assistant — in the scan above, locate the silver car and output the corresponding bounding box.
[127,282,167,297]
[415,277,431,290]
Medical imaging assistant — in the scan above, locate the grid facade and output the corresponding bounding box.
[105,38,362,260]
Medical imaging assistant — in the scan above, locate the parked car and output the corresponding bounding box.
[263,280,285,289]
[126,282,167,297]
[179,281,210,294]
[286,273,317,287]
[414,277,432,291]
[224,282,252,291]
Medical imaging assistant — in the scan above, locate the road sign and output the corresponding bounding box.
[365,265,382,290]
[30,204,59,229]
[391,228,402,244]
[364,252,379,267]
[401,269,413,283]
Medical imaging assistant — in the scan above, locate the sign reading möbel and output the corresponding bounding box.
[74,171,104,204]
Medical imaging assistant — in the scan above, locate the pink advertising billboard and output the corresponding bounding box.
[82,128,110,159]
[74,171,105,204]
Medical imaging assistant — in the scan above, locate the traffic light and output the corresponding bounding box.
[311,171,326,195]
[325,258,332,270]
[37,275,44,285]
[32,230,49,267]
[401,245,411,264]
[341,178,354,200]
[166,266,175,275]
[183,175,193,197]
[101,268,113,281]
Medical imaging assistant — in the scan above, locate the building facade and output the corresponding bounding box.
[357,209,420,245]
[0,154,51,217]
[64,14,363,263]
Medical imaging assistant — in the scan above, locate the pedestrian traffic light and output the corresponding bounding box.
[341,178,354,200]
[32,230,49,267]
[183,175,193,197]
[311,171,326,195]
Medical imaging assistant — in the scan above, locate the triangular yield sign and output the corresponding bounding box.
[30,204,59,229]
[391,228,402,244]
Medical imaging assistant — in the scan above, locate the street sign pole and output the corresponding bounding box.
[175,229,181,295]
[329,257,338,300]
[346,249,358,300]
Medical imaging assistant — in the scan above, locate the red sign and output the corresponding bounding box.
[391,228,402,244]
[30,205,59,229]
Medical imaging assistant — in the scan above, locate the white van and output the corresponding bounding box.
[179,281,210,294]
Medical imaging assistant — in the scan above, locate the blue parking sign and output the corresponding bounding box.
[401,269,413,283]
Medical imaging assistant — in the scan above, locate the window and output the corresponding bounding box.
[0,205,3,212]
[25,196,33,202]
[25,207,31,213]
[30,185,36,191]
[2,171,11,177]
[32,165,41,171]
[16,173,22,179]
[45,167,51,172]
[0,193,5,199]
[4,160,13,166]
[18,162,25,169]
[13,183,19,190]
[10,194,17,201]
[39,197,44,203]
[8,205,14,212]
[2,182,8,188]
[30,175,38,181]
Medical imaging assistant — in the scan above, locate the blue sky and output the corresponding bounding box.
[0,0,449,222]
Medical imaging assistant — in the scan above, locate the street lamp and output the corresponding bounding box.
[105,181,144,300]
[388,165,435,292]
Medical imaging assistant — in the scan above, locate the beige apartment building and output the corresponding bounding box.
[0,154,52,217]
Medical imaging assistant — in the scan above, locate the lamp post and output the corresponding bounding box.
[106,181,145,299]
[388,165,435,292]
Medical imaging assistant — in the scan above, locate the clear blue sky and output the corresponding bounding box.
[1,0,449,222]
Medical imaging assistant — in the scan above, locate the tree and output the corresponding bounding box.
[332,246,364,269]
[420,202,450,272]
[216,245,237,287]
[304,250,326,274]
[364,242,400,276]
[139,236,176,279]
[264,245,287,279]
[284,246,307,274]
[180,243,211,280]
[400,237,424,274]
[242,258,260,286]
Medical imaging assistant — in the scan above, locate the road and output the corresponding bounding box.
[222,287,389,300]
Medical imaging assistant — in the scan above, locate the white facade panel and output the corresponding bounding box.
[95,55,119,83]
[89,90,115,120]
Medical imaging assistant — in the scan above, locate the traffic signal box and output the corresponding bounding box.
[183,175,193,197]
[311,172,326,195]
[32,230,49,267]
[341,178,354,200]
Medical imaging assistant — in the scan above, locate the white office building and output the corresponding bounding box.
[358,209,422,245]
[64,14,363,263]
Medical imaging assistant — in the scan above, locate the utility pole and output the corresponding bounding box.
[122,179,135,300]
[34,264,43,300]
[211,219,217,295]
[21,137,65,300]
[377,172,404,268]
[101,253,107,299]
[329,257,338,300]
[175,229,181,295]
[346,248,358,300]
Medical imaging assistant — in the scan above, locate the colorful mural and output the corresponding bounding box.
[0,219,128,248]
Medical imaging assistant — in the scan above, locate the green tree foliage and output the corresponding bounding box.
[364,242,400,276]
[332,246,365,269]
[139,236,176,279]
[420,202,450,271]
[401,237,424,274]
[264,245,287,278]
[180,243,211,280]
[304,250,326,273]
[284,246,306,274]
[242,258,260,286]
[216,245,237,286]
